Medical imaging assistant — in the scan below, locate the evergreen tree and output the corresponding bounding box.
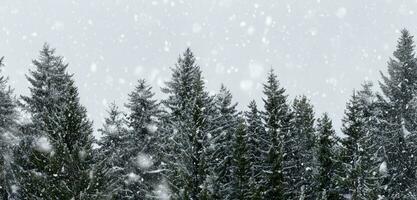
[97,103,129,199]
[209,85,239,199]
[122,79,162,199]
[340,82,384,199]
[339,91,366,199]
[289,95,316,199]
[356,82,386,199]
[379,29,417,198]
[356,83,385,199]
[262,69,291,199]
[244,100,267,200]
[14,44,102,199]
[315,113,340,199]
[161,48,214,199]
[0,57,18,200]
[230,120,250,200]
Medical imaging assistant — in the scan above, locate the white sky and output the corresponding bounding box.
[0,0,416,132]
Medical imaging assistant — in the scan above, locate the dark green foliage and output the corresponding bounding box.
[340,91,366,199]
[315,113,340,200]
[339,82,385,199]
[230,120,250,200]
[288,95,316,199]
[123,79,161,199]
[14,44,101,200]
[0,57,18,200]
[379,29,417,199]
[98,80,163,200]
[244,100,267,199]
[262,69,291,200]
[6,30,417,199]
[209,85,239,199]
[161,48,214,199]
[97,103,129,199]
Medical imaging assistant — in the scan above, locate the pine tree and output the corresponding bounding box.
[339,82,384,199]
[209,85,239,199]
[97,103,130,199]
[356,82,385,199]
[230,120,250,200]
[14,44,102,199]
[161,48,214,199]
[244,100,267,200]
[339,91,366,199]
[289,95,316,199]
[357,82,385,199]
[378,29,417,198]
[262,69,291,199]
[315,113,340,199]
[122,79,162,199]
[0,57,18,200]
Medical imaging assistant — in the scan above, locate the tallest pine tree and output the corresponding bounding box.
[15,44,102,199]
[379,29,417,198]
[262,69,291,199]
[161,48,214,199]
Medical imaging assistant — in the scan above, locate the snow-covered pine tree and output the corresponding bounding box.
[244,100,267,200]
[355,82,385,199]
[262,69,291,200]
[161,48,214,199]
[289,95,316,199]
[378,29,417,198]
[14,44,102,199]
[339,82,385,199]
[209,85,239,199]
[339,90,367,199]
[97,103,130,198]
[0,57,18,200]
[230,120,250,200]
[122,79,162,199]
[315,113,340,199]
[0,57,17,136]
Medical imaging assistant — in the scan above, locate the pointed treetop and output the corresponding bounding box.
[184,47,193,57]
[265,68,279,87]
[176,47,197,69]
[217,84,235,106]
[41,43,54,54]
[293,95,312,106]
[248,100,258,111]
[393,29,415,62]
[317,113,334,132]
[263,68,287,98]
[360,81,373,91]
[357,81,374,102]
[130,79,154,98]
[126,78,157,112]
[341,91,362,135]
[31,43,68,74]
[293,95,315,120]
[126,78,159,134]
[99,102,127,138]
[167,47,201,84]
[106,102,124,124]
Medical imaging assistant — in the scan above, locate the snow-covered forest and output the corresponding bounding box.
[1,28,417,199]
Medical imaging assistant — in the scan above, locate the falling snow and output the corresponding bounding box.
[35,136,53,153]
[135,153,154,169]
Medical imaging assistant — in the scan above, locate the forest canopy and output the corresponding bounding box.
[0,29,417,199]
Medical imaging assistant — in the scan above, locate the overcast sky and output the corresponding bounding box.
[0,0,416,132]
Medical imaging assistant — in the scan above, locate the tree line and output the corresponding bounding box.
[0,29,417,199]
